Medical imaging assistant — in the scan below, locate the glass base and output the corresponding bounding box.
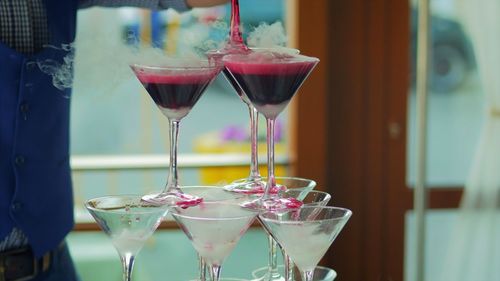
[241,197,303,211]
[224,179,286,195]
[189,277,251,281]
[250,265,285,281]
[252,265,337,281]
[225,176,317,195]
[224,178,267,194]
[141,191,203,207]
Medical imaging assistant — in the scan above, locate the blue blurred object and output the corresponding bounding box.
[120,9,140,46]
[225,0,284,27]
[410,8,476,93]
[151,11,164,48]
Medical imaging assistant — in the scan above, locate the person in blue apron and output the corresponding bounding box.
[0,1,228,280]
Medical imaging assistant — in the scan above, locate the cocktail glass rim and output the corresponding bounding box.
[170,201,259,221]
[85,194,170,214]
[130,61,218,71]
[259,205,352,222]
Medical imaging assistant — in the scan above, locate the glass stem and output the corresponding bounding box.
[229,0,244,46]
[283,251,295,281]
[248,105,261,182]
[302,270,314,281]
[263,118,276,200]
[120,253,135,281]
[209,264,222,281]
[267,234,280,279]
[166,119,180,192]
[199,255,207,281]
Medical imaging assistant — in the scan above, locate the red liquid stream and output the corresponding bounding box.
[207,0,249,91]
[229,0,246,50]
[206,0,248,59]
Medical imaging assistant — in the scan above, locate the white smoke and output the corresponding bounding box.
[247,21,288,48]
[36,43,75,92]
[35,9,138,94]
[36,8,231,94]
[35,8,289,94]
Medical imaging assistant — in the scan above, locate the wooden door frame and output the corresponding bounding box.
[290,0,410,280]
[290,0,464,280]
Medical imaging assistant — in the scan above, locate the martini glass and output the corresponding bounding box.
[130,60,220,206]
[245,177,315,281]
[279,190,332,281]
[170,202,259,281]
[253,188,330,281]
[223,50,319,206]
[178,186,256,281]
[224,49,319,281]
[259,206,351,281]
[85,195,169,281]
[209,48,300,195]
[208,0,298,194]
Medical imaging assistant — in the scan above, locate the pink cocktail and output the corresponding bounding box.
[131,61,220,206]
[223,51,319,205]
